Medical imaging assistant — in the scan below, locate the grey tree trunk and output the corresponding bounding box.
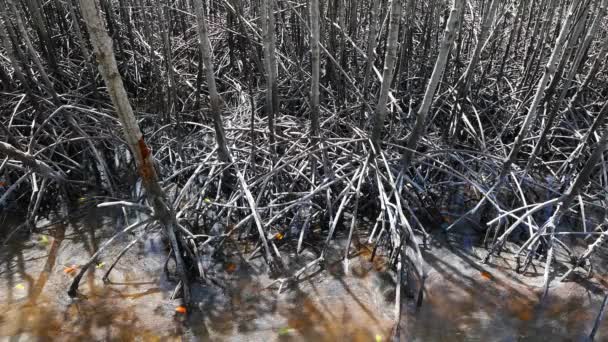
[4,0,60,104]
[499,0,578,179]
[261,0,279,147]
[401,0,464,167]
[369,0,402,149]
[193,0,232,163]
[359,0,380,128]
[310,0,320,139]
[73,0,191,304]
[0,15,31,93]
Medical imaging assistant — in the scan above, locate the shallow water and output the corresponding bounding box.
[0,210,606,341]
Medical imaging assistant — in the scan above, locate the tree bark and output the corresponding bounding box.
[401,0,464,167]
[74,0,191,304]
[193,0,232,163]
[369,0,402,149]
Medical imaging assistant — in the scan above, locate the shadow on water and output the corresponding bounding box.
[185,235,394,341]
[0,211,606,341]
[0,208,182,341]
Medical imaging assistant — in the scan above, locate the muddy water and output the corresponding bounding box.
[0,210,607,341]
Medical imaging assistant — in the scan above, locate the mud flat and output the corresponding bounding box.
[1,211,606,341]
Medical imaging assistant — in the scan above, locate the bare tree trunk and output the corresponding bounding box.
[194,0,274,265]
[358,0,380,128]
[448,0,499,141]
[369,0,402,149]
[499,0,577,179]
[193,0,232,163]
[538,99,608,297]
[261,0,279,147]
[4,0,61,104]
[310,0,320,139]
[0,15,31,93]
[401,0,464,167]
[526,0,605,170]
[72,0,191,304]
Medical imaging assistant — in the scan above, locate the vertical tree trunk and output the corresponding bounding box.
[74,0,191,304]
[358,0,380,127]
[261,0,278,147]
[310,0,320,139]
[538,99,608,297]
[526,0,604,170]
[0,15,31,93]
[401,0,464,167]
[369,0,402,149]
[499,0,578,179]
[4,0,61,104]
[448,0,498,141]
[193,0,232,163]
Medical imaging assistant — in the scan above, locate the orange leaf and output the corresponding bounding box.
[480,270,493,280]
[175,306,187,314]
[275,232,284,240]
[226,263,237,273]
[0,181,6,187]
[64,265,78,274]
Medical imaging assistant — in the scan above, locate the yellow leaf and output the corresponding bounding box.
[278,327,294,336]
[39,235,49,246]
[15,284,25,290]
[275,232,284,240]
[375,334,383,342]
[204,198,211,204]
[96,262,105,269]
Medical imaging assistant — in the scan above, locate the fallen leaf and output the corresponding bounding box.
[278,327,294,336]
[375,334,383,342]
[204,198,211,204]
[480,270,493,280]
[275,232,284,240]
[175,306,187,314]
[64,265,78,274]
[96,262,105,269]
[39,235,49,246]
[225,263,237,273]
[15,284,25,290]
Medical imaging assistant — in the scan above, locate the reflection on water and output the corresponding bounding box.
[0,211,606,341]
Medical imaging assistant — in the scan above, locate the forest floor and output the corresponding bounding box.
[0,208,607,341]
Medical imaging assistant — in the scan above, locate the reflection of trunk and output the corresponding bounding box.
[401,0,464,167]
[75,0,190,303]
[369,0,402,149]
[193,0,231,163]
